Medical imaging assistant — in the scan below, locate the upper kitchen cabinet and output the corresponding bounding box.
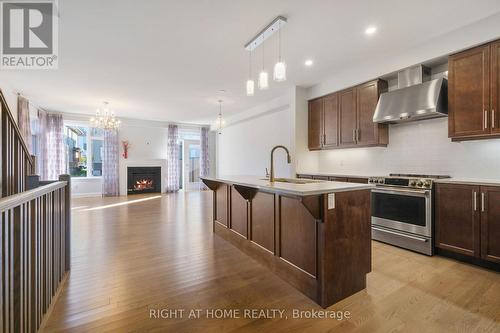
[323,93,339,148]
[356,79,389,146]
[448,39,500,140]
[492,40,500,134]
[308,79,388,150]
[308,98,323,150]
[338,88,357,146]
[308,93,339,150]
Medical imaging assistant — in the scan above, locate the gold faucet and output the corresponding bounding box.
[270,145,291,182]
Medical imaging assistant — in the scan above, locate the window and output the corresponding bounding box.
[64,125,104,177]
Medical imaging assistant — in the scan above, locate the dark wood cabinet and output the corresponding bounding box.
[308,79,387,150]
[436,183,500,264]
[492,40,500,134]
[436,184,480,256]
[323,93,339,148]
[448,39,500,140]
[356,80,389,146]
[480,186,500,263]
[338,88,357,146]
[308,98,323,150]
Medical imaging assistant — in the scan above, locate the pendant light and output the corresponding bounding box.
[215,100,226,134]
[258,41,269,90]
[273,20,286,82]
[246,50,255,96]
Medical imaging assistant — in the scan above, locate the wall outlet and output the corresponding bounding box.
[327,193,335,210]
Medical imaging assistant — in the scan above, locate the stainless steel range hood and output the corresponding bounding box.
[373,65,448,123]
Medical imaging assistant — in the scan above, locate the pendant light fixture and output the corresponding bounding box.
[273,19,286,82]
[258,41,269,90]
[215,99,226,134]
[246,50,255,96]
[244,16,287,95]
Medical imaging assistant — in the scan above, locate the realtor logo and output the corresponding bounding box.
[1,0,58,69]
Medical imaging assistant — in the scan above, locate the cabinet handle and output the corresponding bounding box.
[481,192,485,212]
[484,110,488,129]
[473,192,477,211]
[324,134,326,145]
[352,129,356,143]
[492,109,495,129]
[357,128,360,142]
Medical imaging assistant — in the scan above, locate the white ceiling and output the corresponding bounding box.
[3,0,500,124]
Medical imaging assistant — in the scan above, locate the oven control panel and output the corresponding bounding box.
[369,177,433,189]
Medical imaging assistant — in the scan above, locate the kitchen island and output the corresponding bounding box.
[201,176,373,308]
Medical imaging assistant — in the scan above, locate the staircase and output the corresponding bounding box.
[0,89,71,333]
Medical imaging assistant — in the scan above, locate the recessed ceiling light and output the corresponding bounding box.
[365,26,377,35]
[305,59,313,67]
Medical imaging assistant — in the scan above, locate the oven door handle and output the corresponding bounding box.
[372,188,430,197]
[372,226,428,242]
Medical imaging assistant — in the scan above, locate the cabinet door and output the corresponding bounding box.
[338,88,357,146]
[356,80,388,146]
[308,99,323,150]
[435,184,480,257]
[323,93,338,148]
[449,44,490,138]
[480,186,500,263]
[491,40,500,134]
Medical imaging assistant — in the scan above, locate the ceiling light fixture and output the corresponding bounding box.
[273,19,286,82]
[365,25,377,35]
[305,59,313,67]
[244,16,287,94]
[90,101,120,131]
[215,100,226,134]
[246,50,255,96]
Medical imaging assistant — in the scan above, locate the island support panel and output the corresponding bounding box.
[204,180,371,308]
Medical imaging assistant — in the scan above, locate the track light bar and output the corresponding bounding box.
[244,16,287,51]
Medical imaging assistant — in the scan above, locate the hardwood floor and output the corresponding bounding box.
[43,191,500,332]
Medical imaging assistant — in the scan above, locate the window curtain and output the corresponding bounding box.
[38,111,66,180]
[199,126,209,190]
[17,95,32,153]
[166,124,180,192]
[102,129,120,196]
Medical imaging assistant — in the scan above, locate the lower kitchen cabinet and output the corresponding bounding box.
[481,186,500,263]
[436,183,500,264]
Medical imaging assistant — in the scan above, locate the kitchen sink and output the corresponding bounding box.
[260,178,324,184]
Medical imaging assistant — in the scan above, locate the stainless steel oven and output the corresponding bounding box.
[369,174,449,256]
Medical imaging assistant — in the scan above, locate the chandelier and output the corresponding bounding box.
[90,101,121,131]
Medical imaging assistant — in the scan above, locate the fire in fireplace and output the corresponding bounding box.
[127,167,161,194]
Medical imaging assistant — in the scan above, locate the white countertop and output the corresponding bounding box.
[201,175,374,196]
[435,178,500,186]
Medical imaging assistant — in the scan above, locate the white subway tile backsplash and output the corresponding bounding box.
[317,118,500,178]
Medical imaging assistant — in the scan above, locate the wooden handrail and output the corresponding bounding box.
[0,89,33,166]
[0,180,66,211]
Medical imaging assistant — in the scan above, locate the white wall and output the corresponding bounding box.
[217,95,293,178]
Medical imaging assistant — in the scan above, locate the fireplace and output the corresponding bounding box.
[127,167,161,194]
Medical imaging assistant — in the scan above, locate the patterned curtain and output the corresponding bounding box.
[102,129,120,196]
[199,126,210,190]
[39,111,66,180]
[17,95,32,153]
[166,124,180,192]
